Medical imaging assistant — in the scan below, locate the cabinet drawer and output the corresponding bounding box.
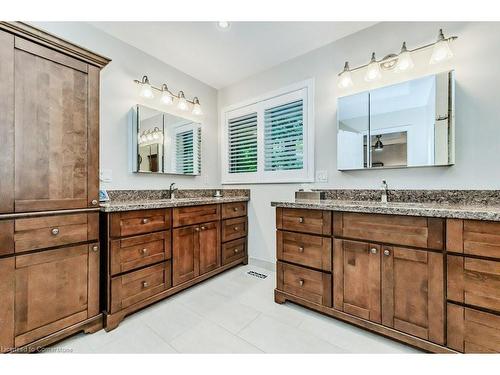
[447,219,500,259]
[110,231,171,275]
[277,231,331,271]
[110,209,170,237]
[448,255,500,313]
[110,262,171,313]
[277,208,331,235]
[277,261,332,307]
[14,213,98,253]
[447,303,500,353]
[173,204,220,227]
[222,238,246,265]
[333,212,444,250]
[222,202,247,219]
[222,216,247,242]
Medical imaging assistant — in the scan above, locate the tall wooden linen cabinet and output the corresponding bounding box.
[0,22,110,352]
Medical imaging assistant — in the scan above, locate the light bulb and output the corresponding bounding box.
[192,97,203,116]
[365,52,381,82]
[396,42,414,72]
[217,21,230,30]
[147,133,153,141]
[430,29,453,64]
[177,91,189,111]
[337,61,353,88]
[139,75,154,99]
[160,84,173,105]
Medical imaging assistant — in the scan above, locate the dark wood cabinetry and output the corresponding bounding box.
[0,22,109,353]
[102,201,248,331]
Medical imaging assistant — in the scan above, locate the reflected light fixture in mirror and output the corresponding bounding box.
[139,75,154,98]
[365,52,382,82]
[373,135,384,152]
[430,29,454,64]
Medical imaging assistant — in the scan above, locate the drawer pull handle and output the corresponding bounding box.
[91,199,98,206]
[92,245,98,252]
[298,246,304,253]
[299,279,305,287]
[141,248,148,255]
[234,248,239,253]
[370,248,377,254]
[298,217,304,223]
[233,226,239,231]
[384,249,390,256]
[51,228,59,235]
[141,218,149,224]
[233,207,239,211]
[142,281,149,288]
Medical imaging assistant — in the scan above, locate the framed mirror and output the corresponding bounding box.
[337,70,455,170]
[131,105,201,175]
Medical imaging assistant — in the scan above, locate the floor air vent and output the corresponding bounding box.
[247,271,268,279]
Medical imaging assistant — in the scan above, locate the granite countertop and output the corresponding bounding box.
[271,199,500,221]
[100,196,250,212]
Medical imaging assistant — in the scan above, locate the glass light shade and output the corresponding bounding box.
[139,82,154,98]
[161,91,173,105]
[338,70,353,88]
[365,59,381,82]
[177,96,189,111]
[192,103,203,116]
[396,51,414,72]
[430,40,453,64]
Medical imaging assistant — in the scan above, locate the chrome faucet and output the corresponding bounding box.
[381,180,388,203]
[168,183,178,199]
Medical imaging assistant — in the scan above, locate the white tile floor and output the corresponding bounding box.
[49,263,421,353]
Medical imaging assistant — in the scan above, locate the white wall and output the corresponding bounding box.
[32,22,220,190]
[218,22,500,263]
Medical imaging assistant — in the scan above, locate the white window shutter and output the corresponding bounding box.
[175,129,194,174]
[227,112,258,174]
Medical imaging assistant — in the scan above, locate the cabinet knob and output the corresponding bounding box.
[234,248,239,253]
[298,217,304,223]
[233,207,239,211]
[233,226,239,231]
[92,245,98,252]
[51,228,59,235]
[201,226,206,230]
[298,246,304,253]
[194,227,200,232]
[91,199,98,206]
[141,218,149,224]
[141,248,148,255]
[142,281,149,288]
[370,248,377,254]
[299,279,305,287]
[384,249,391,256]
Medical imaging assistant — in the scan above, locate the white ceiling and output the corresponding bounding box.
[90,22,376,89]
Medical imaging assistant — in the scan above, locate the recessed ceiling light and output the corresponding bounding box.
[216,21,231,31]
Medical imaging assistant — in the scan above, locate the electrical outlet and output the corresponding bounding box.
[316,170,328,183]
[99,169,112,183]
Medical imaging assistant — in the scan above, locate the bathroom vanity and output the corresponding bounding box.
[272,191,500,353]
[100,190,249,330]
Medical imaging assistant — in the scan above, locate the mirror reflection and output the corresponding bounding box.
[132,105,201,175]
[337,70,455,170]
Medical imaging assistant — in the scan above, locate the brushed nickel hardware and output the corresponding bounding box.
[168,182,178,199]
[141,248,148,255]
[233,207,239,211]
[298,246,304,253]
[91,199,98,205]
[234,248,239,253]
[194,227,200,232]
[233,226,239,231]
[92,245,98,252]
[51,228,59,235]
[141,218,149,224]
[370,248,378,254]
[142,281,149,288]
[298,217,304,223]
[381,180,388,203]
[299,279,305,287]
[201,226,206,230]
[384,249,391,256]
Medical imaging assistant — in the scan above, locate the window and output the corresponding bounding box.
[221,80,314,184]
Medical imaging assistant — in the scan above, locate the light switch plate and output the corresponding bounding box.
[99,169,112,183]
[316,170,328,182]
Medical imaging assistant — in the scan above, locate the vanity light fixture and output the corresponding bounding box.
[373,135,384,152]
[337,28,457,88]
[217,21,231,30]
[134,76,203,116]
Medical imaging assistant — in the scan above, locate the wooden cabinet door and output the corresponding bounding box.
[0,257,15,353]
[13,37,99,212]
[14,243,99,347]
[333,239,381,323]
[199,221,221,275]
[173,226,199,286]
[381,246,444,345]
